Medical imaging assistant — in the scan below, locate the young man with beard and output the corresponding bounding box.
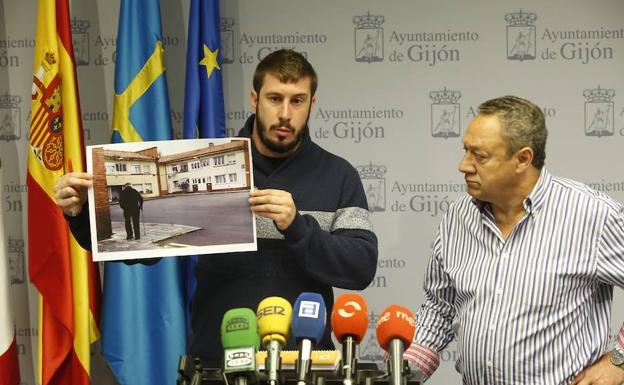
[54,49,378,365]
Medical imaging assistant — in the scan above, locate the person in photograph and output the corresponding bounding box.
[54,49,378,365]
[119,182,143,240]
[404,95,624,385]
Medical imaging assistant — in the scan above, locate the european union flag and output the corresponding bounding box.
[103,1,187,385]
[182,0,227,318]
[183,0,226,138]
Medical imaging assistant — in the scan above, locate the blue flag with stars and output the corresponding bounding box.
[183,0,226,138]
[182,0,227,331]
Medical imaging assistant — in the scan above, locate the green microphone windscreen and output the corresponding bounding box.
[221,308,260,350]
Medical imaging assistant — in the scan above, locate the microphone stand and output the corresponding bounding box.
[341,336,356,385]
[388,340,404,385]
[266,339,282,385]
[295,339,313,385]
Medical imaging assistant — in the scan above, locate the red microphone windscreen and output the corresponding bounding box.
[331,293,368,343]
[375,304,416,350]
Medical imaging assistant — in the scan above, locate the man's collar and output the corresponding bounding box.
[522,168,551,216]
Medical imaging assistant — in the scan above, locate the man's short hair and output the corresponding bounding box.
[478,95,548,169]
[253,49,318,96]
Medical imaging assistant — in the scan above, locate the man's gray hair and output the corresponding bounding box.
[478,95,547,169]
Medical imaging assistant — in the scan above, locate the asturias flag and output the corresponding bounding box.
[102,1,187,385]
[27,1,102,384]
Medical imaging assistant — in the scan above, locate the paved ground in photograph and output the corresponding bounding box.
[96,191,254,253]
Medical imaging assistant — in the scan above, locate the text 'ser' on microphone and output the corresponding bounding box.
[220,308,260,385]
[376,305,416,385]
[291,292,327,385]
[257,296,292,385]
[331,293,368,385]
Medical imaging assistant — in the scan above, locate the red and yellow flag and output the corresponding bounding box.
[27,1,102,384]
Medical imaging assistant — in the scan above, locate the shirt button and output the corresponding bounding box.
[486,361,493,368]
[501,252,509,260]
[489,323,495,331]
[496,288,503,295]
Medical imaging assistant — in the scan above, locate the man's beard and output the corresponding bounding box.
[255,107,310,155]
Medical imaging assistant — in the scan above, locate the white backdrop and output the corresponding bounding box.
[1,1,623,384]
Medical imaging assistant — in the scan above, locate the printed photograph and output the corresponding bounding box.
[86,138,256,261]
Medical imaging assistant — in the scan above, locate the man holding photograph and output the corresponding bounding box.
[54,49,378,365]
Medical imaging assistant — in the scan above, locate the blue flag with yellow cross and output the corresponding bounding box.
[103,1,187,385]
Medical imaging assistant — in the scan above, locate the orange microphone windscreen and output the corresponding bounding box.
[375,304,416,350]
[330,293,368,343]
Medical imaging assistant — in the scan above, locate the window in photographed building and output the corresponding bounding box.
[131,164,141,174]
[192,161,200,170]
[181,164,188,172]
[214,155,225,166]
[145,184,153,194]
[172,165,178,172]
[115,164,127,172]
[105,163,116,173]
[227,154,236,164]
[133,184,143,192]
[143,164,150,173]
[215,174,226,184]
[229,173,237,182]
[201,159,210,167]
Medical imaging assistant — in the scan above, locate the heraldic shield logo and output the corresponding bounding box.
[221,18,235,64]
[505,10,537,61]
[353,12,384,63]
[30,52,65,171]
[358,311,384,362]
[0,93,21,142]
[357,162,387,212]
[584,86,615,138]
[430,88,461,139]
[8,237,25,284]
[71,18,90,66]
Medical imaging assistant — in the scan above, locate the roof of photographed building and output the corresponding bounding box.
[158,140,247,163]
[103,148,158,161]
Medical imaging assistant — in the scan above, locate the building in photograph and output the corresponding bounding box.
[90,140,251,241]
[102,147,161,200]
[159,140,251,193]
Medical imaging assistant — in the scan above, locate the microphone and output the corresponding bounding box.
[376,305,416,385]
[220,308,261,385]
[291,292,327,385]
[257,296,292,385]
[331,293,369,385]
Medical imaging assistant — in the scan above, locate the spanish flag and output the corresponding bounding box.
[27,1,102,384]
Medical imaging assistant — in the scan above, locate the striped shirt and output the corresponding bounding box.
[405,169,624,385]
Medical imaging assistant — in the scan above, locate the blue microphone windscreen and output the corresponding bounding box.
[291,292,326,343]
